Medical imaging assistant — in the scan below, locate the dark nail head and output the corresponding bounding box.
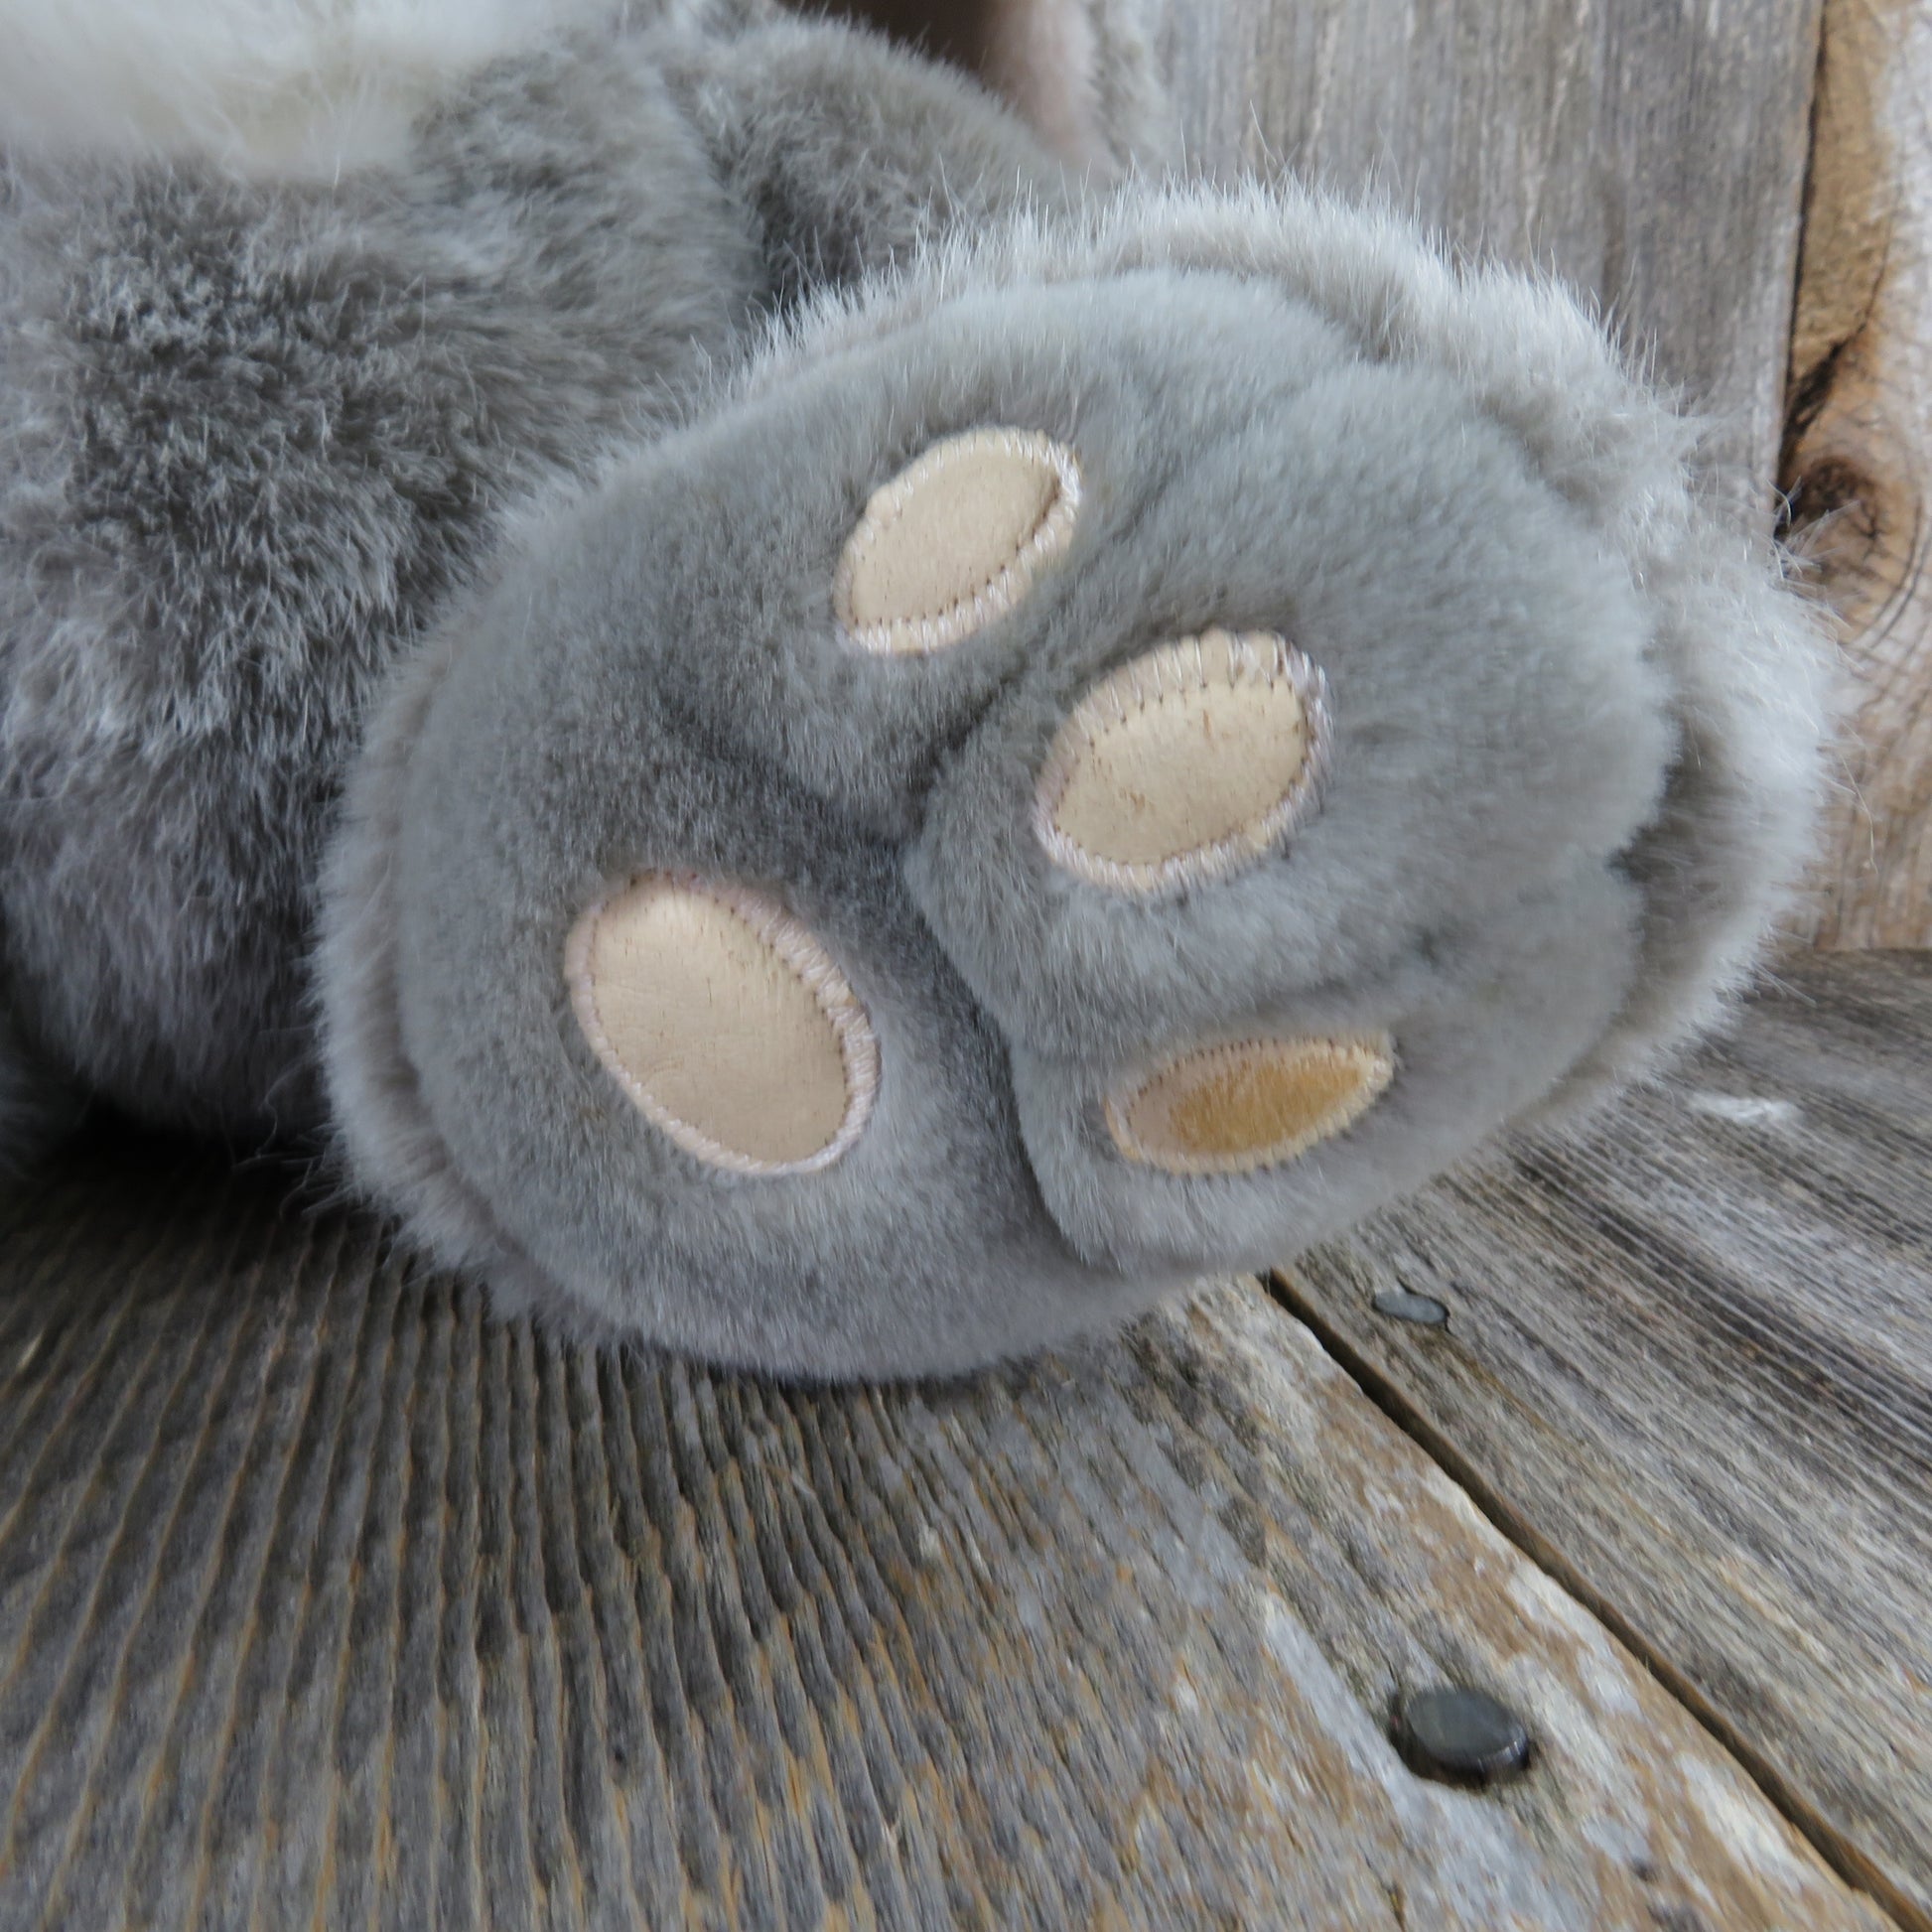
[1395,1688,1532,1785]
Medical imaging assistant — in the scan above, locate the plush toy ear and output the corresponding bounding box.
[977,0,1178,173]
[826,0,1179,175]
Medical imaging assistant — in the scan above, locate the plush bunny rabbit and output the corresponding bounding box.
[0,0,1829,1374]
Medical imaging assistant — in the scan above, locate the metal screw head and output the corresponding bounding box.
[1371,1289,1449,1327]
[1394,1688,1533,1786]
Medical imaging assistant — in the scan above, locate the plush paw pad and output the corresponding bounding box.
[1034,629,1328,894]
[834,427,1082,654]
[566,874,878,1175]
[1104,1034,1396,1176]
[332,264,1722,1378]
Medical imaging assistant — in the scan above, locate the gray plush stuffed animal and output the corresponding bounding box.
[0,0,1830,1375]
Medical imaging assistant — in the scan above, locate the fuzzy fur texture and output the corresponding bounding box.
[0,4,1833,1375]
[724,184,1833,1104]
[0,20,766,1147]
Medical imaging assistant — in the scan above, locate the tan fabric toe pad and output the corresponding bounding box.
[1106,1034,1395,1176]
[836,427,1082,654]
[567,874,878,1176]
[1035,630,1328,895]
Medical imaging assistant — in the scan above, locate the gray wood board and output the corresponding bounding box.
[1279,951,1932,1931]
[1152,0,1822,499]
[0,1144,1887,1928]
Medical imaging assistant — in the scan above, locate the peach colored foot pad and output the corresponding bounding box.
[1035,630,1328,895]
[835,427,1082,654]
[1106,1034,1396,1176]
[566,874,879,1175]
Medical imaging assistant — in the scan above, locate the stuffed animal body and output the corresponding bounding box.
[0,0,1830,1374]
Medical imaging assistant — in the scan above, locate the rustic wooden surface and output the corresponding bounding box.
[0,1138,1894,1931]
[1145,0,1824,501]
[1280,951,1932,1931]
[1781,0,1932,949]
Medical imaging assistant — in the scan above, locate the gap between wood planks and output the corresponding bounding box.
[1257,1265,1921,1932]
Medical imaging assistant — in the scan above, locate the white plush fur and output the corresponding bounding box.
[0,0,634,173]
[0,0,1181,184]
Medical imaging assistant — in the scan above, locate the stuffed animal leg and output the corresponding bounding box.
[0,2,1831,1375]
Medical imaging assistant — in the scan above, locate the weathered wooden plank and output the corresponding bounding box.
[0,1143,1889,1929]
[1148,0,1823,500]
[1781,0,1932,949]
[1278,951,1932,1931]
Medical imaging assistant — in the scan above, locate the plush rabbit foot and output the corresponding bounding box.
[321,211,1820,1379]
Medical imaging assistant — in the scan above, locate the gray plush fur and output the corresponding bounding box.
[1,8,1832,1375]
[1,18,759,1146]
[0,9,1053,1148]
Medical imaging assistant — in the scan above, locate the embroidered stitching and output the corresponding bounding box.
[834,428,1084,656]
[1103,1033,1396,1177]
[566,872,881,1178]
[1034,630,1331,897]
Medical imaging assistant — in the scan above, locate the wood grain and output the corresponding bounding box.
[1278,951,1932,1931]
[1148,0,1823,501]
[0,1142,1890,1929]
[1781,0,1932,949]
[826,0,1822,497]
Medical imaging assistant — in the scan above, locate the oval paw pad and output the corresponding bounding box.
[1106,1034,1395,1176]
[835,427,1082,655]
[1035,630,1328,895]
[566,874,878,1175]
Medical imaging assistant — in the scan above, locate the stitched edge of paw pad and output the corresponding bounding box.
[835,427,1083,655]
[1105,1033,1395,1176]
[566,872,880,1177]
[1035,630,1330,896]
